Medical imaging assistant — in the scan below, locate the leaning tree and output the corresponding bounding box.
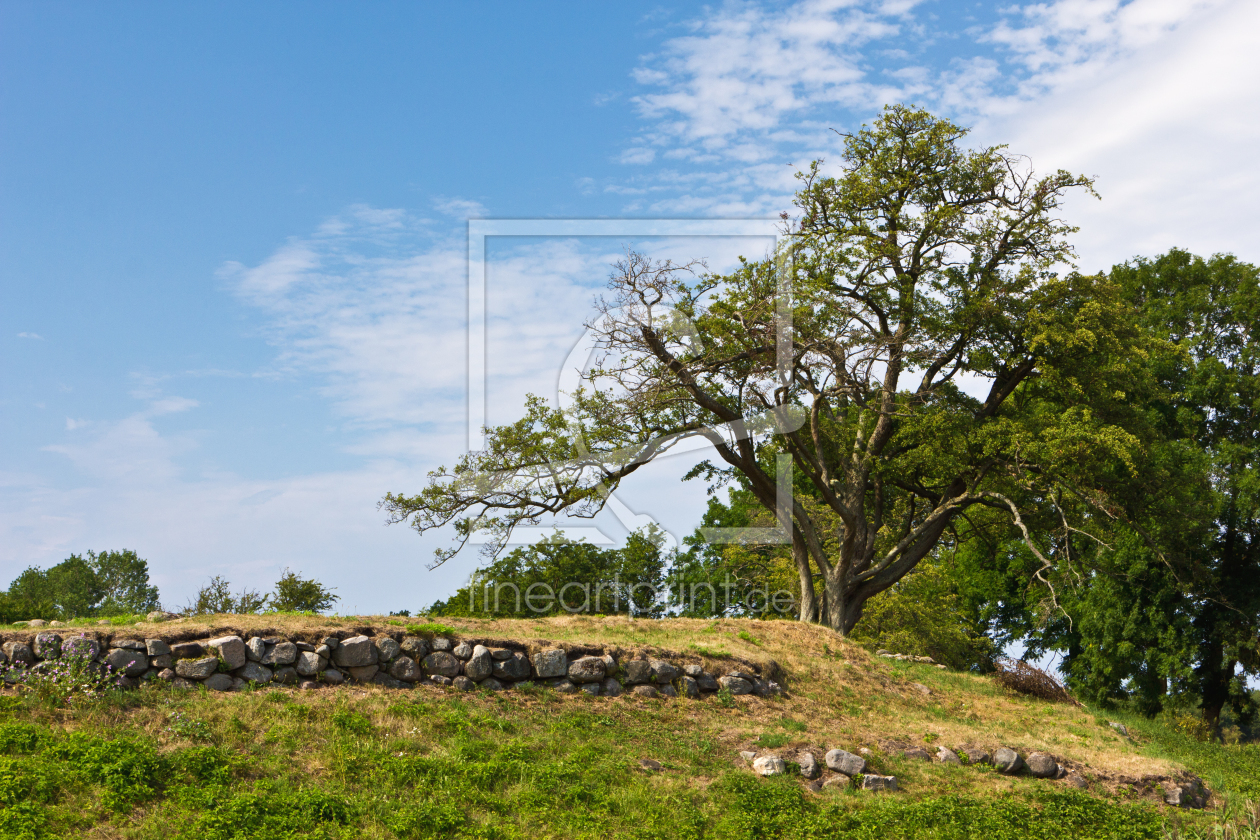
[382,105,1150,633]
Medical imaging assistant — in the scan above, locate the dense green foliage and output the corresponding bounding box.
[0,550,160,622]
[181,570,340,616]
[428,528,667,617]
[270,569,340,613]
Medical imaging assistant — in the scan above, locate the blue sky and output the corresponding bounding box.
[3,0,1258,613]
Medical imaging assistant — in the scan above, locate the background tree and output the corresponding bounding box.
[90,549,161,615]
[0,549,161,621]
[182,576,267,615]
[382,104,1147,635]
[951,250,1259,733]
[429,528,667,618]
[270,569,339,613]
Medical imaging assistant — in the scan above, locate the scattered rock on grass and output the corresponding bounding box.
[753,756,787,776]
[994,747,1024,775]
[825,749,866,776]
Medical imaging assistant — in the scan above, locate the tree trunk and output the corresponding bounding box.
[793,529,818,622]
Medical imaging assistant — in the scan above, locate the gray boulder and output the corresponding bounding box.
[203,673,234,692]
[632,685,658,698]
[1026,752,1058,778]
[994,747,1024,775]
[490,648,513,660]
[333,636,376,668]
[157,668,176,681]
[348,665,379,682]
[238,661,273,684]
[935,746,962,765]
[684,663,705,678]
[430,675,453,686]
[295,651,323,677]
[295,642,315,652]
[33,633,62,659]
[903,747,931,761]
[465,645,493,681]
[823,775,852,791]
[739,751,757,763]
[109,648,151,677]
[422,652,461,678]
[624,659,651,684]
[389,656,419,682]
[314,644,331,659]
[799,752,820,779]
[680,675,700,698]
[320,636,340,649]
[171,677,198,690]
[453,641,473,660]
[825,749,866,776]
[430,637,453,652]
[601,677,623,697]
[207,636,247,670]
[145,639,170,657]
[650,659,680,683]
[861,775,899,792]
[753,756,787,776]
[660,684,678,698]
[2,644,33,669]
[567,656,606,683]
[452,676,475,692]
[375,637,400,662]
[697,673,719,692]
[61,637,101,660]
[718,675,753,695]
[174,656,219,679]
[531,648,567,679]
[550,679,579,694]
[1109,721,1129,737]
[262,641,297,667]
[150,654,173,670]
[322,668,345,685]
[400,637,429,658]
[371,672,404,689]
[245,637,266,660]
[27,619,48,628]
[113,638,145,651]
[492,652,531,681]
[580,682,601,696]
[480,677,506,691]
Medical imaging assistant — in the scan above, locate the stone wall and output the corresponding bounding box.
[0,629,783,699]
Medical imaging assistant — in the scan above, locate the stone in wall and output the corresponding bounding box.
[531,649,566,679]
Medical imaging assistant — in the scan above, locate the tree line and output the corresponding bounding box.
[381,105,1259,734]
[0,553,338,621]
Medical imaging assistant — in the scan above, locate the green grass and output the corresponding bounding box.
[0,682,1241,840]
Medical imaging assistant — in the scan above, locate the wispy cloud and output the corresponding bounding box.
[17,332,43,340]
[615,0,1245,222]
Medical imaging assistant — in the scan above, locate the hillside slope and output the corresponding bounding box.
[1,614,1257,839]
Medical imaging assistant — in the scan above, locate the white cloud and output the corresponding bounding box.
[148,396,199,416]
[65,417,89,431]
[17,332,43,340]
[616,0,1253,221]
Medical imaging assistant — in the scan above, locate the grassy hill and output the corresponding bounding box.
[2,614,1258,839]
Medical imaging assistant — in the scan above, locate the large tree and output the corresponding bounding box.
[383,105,1146,633]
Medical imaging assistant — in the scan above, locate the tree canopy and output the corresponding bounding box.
[382,104,1146,633]
[0,549,160,622]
